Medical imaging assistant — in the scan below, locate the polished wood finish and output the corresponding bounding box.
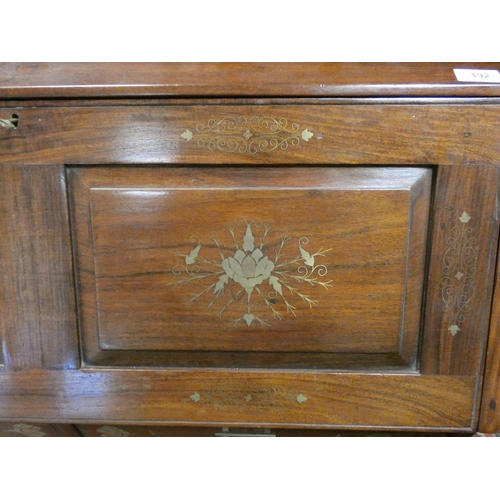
[0,370,476,430]
[1,104,500,165]
[478,240,500,432]
[1,63,500,99]
[1,63,500,433]
[421,165,500,376]
[0,165,79,369]
[69,167,430,369]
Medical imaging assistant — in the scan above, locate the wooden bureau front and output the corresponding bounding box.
[1,81,500,431]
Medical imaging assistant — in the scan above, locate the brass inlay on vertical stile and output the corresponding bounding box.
[180,116,313,154]
[441,211,478,336]
[168,218,331,327]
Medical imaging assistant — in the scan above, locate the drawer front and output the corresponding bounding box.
[69,166,431,369]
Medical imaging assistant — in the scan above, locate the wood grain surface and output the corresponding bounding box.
[1,104,500,165]
[0,370,476,430]
[69,166,430,369]
[0,165,79,369]
[1,63,500,99]
[478,237,500,432]
[421,165,500,378]
[1,64,499,431]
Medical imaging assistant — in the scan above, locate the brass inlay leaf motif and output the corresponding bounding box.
[296,394,308,404]
[180,116,314,154]
[441,212,477,336]
[189,386,307,411]
[459,211,471,223]
[96,425,131,437]
[301,129,314,142]
[168,218,332,326]
[5,423,47,437]
[190,392,201,403]
[181,129,193,141]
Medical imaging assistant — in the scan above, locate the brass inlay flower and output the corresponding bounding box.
[190,392,201,403]
[168,218,332,327]
[181,129,193,141]
[296,394,308,404]
[5,423,47,437]
[180,116,314,154]
[96,426,131,437]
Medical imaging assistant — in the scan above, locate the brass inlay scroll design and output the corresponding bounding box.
[441,211,478,336]
[188,387,308,411]
[180,116,313,154]
[167,218,332,326]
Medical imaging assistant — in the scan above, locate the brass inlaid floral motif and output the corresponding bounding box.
[168,218,332,326]
[441,211,478,336]
[296,393,308,404]
[96,425,131,437]
[5,423,47,437]
[190,392,201,403]
[180,116,314,154]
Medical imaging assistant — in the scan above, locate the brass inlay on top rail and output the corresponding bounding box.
[0,115,18,129]
[181,116,313,154]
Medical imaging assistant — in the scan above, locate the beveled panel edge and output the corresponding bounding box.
[82,350,419,371]
[69,166,429,368]
[398,168,433,366]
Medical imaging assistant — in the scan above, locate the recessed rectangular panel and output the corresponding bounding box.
[70,167,432,368]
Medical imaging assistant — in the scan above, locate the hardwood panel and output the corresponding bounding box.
[0,370,476,430]
[69,167,431,369]
[421,165,500,377]
[478,240,500,432]
[0,165,79,369]
[1,63,500,99]
[1,104,500,165]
